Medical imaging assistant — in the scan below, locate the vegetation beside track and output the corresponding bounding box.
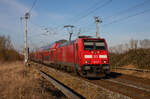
[0,35,23,62]
[110,48,150,69]
[109,39,150,70]
[0,62,66,99]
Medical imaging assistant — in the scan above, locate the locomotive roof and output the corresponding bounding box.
[80,37,105,41]
[78,35,92,38]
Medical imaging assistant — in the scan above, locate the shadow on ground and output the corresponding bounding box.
[87,72,123,80]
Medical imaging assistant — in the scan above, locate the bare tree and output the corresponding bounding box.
[118,44,124,53]
[140,39,150,48]
[124,43,129,52]
[129,39,138,49]
[134,40,138,49]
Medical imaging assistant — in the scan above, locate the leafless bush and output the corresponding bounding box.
[0,35,22,61]
[139,39,150,48]
[109,39,150,53]
[129,39,138,49]
[109,39,150,69]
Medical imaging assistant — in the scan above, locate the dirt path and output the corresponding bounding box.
[0,61,66,99]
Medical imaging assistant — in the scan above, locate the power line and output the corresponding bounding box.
[61,0,112,37]
[28,27,59,39]
[28,0,110,37]
[103,0,150,20]
[28,0,38,13]
[66,0,112,36]
[69,0,104,22]
[103,8,150,26]
[80,7,150,34]
[72,0,112,24]
[82,0,150,30]
[47,0,107,34]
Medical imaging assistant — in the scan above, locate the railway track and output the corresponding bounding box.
[82,71,150,99]
[38,70,85,99]
[113,67,150,72]
[30,61,150,99]
[86,78,150,99]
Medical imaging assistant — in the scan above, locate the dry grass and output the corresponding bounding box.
[0,35,23,62]
[110,48,150,70]
[0,61,66,99]
[41,66,128,99]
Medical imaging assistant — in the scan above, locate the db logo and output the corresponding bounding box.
[93,55,98,58]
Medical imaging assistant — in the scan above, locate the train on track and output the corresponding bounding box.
[30,36,110,78]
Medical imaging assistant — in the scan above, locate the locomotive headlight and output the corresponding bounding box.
[99,55,107,58]
[84,55,92,58]
[85,60,88,64]
[102,60,107,64]
[87,60,91,63]
[85,60,91,64]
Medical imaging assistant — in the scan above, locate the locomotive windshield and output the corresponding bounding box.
[83,39,106,50]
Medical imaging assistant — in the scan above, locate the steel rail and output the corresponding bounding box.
[107,79,150,92]
[32,61,149,99]
[113,67,150,72]
[39,70,85,99]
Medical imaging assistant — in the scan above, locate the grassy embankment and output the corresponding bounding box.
[110,48,150,70]
[0,35,22,62]
[0,62,66,99]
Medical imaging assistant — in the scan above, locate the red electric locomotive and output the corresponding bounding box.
[30,36,110,78]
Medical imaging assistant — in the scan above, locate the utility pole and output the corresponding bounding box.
[24,12,30,66]
[64,25,74,42]
[95,16,102,38]
[77,28,81,37]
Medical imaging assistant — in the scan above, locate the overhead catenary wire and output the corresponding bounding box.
[71,0,112,24]
[47,0,105,31]
[83,8,150,32]
[28,19,66,39]
[103,0,150,20]
[28,0,38,13]
[26,0,63,37]
[66,0,112,37]
[103,8,150,26]
[26,0,150,48]
[27,0,112,38]
[69,0,104,22]
[82,0,150,30]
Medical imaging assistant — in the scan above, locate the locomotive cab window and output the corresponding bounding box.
[84,42,94,50]
[83,39,106,50]
[95,42,105,50]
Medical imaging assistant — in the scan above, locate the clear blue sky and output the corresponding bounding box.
[0,0,150,50]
